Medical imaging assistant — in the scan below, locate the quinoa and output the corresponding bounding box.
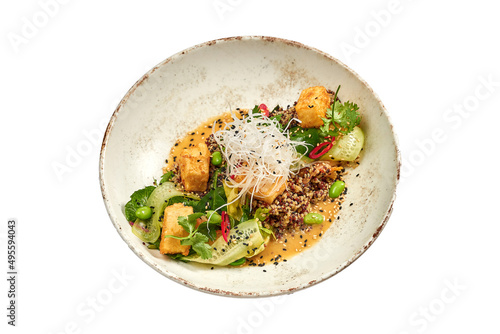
[254,162,346,238]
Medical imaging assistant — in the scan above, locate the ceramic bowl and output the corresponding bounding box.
[99,36,400,297]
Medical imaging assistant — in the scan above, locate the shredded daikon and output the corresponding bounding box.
[212,112,308,207]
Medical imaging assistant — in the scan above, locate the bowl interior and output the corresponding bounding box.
[100,36,399,296]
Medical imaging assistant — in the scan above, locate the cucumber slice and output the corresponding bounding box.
[180,219,264,266]
[132,182,195,243]
[246,234,269,258]
[320,126,364,162]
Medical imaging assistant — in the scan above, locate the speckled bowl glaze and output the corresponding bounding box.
[100,36,400,297]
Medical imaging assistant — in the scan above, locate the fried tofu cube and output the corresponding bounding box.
[253,178,287,204]
[179,143,210,192]
[160,203,194,256]
[295,86,331,128]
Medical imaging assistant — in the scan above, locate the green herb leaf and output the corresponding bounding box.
[319,85,361,137]
[181,232,212,259]
[197,211,222,241]
[254,208,271,222]
[332,101,361,134]
[160,171,174,184]
[168,253,189,262]
[124,186,156,222]
[166,196,199,208]
[147,237,161,249]
[240,205,251,223]
[197,223,218,241]
[259,225,275,240]
[270,114,283,131]
[178,213,205,236]
[195,187,227,213]
[251,105,261,115]
[229,258,246,266]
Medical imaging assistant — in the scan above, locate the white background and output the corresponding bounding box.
[1,0,499,333]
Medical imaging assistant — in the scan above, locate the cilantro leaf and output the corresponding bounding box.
[319,84,361,137]
[332,101,361,134]
[124,186,156,222]
[181,233,212,259]
[180,232,209,246]
[177,213,205,236]
[319,117,332,134]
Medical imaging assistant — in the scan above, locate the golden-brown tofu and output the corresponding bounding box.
[179,143,210,192]
[160,203,193,256]
[253,178,287,204]
[295,86,331,128]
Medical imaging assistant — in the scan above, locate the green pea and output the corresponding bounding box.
[304,213,324,224]
[229,258,246,266]
[211,151,222,166]
[135,206,152,220]
[329,180,345,198]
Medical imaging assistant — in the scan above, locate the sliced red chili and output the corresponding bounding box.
[221,211,230,243]
[309,142,333,159]
[259,103,269,117]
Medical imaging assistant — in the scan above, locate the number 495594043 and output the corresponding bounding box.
[7,220,16,271]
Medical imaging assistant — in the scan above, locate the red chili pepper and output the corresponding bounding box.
[309,142,333,159]
[259,103,269,117]
[221,211,230,243]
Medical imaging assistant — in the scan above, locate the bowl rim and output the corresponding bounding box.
[99,35,401,298]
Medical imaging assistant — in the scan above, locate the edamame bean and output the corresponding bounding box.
[304,213,324,224]
[329,180,345,198]
[211,151,222,166]
[135,206,152,220]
